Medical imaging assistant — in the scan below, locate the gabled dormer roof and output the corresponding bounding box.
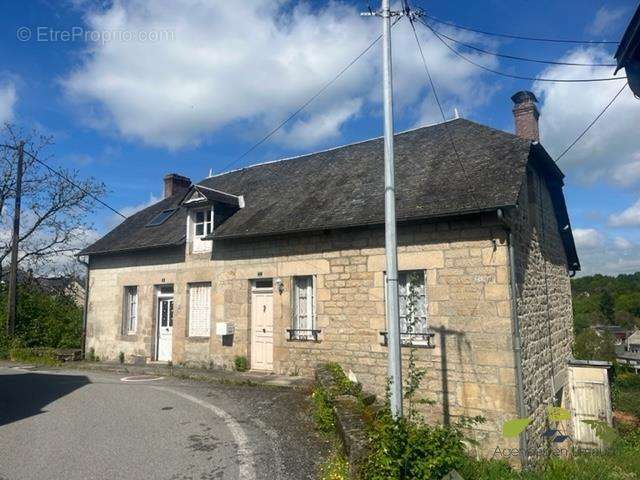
[183,184,244,208]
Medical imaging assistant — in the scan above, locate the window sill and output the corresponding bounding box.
[119,334,139,342]
[286,329,321,342]
[379,331,436,349]
[187,336,210,342]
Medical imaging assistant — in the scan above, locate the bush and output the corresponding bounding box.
[312,386,335,433]
[234,356,248,372]
[0,283,82,350]
[118,351,125,364]
[360,408,475,480]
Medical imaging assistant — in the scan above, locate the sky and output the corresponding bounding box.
[0,0,638,276]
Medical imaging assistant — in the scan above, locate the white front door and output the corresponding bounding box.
[251,287,273,371]
[157,297,174,362]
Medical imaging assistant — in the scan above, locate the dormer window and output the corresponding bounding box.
[194,209,212,237]
[191,207,213,253]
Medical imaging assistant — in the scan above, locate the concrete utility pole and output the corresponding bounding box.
[380,0,403,419]
[6,141,24,336]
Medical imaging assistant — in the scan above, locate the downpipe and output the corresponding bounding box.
[497,208,528,466]
[77,256,90,359]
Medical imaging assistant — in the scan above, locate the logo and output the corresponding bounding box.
[494,406,617,459]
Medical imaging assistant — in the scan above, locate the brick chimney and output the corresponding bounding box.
[511,90,540,142]
[163,173,191,198]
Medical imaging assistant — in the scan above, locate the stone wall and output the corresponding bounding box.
[86,213,522,455]
[510,166,575,455]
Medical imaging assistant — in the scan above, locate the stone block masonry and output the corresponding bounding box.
[87,189,572,459]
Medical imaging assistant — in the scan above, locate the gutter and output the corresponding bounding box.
[497,208,528,466]
[77,256,90,359]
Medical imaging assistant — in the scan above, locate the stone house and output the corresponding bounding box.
[80,91,580,458]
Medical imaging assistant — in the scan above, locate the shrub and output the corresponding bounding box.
[234,356,248,372]
[118,351,125,364]
[9,346,58,366]
[312,386,335,433]
[87,347,96,362]
[325,362,362,397]
[359,406,478,480]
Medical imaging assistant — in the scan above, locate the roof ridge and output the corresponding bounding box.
[205,118,464,181]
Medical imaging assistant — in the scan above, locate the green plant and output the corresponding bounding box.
[319,449,350,480]
[404,272,429,419]
[312,385,335,433]
[234,355,248,372]
[9,346,58,366]
[360,406,479,480]
[118,351,125,364]
[87,347,96,362]
[325,362,362,397]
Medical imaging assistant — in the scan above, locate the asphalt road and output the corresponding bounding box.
[0,366,329,480]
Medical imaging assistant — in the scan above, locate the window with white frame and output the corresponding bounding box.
[194,209,212,237]
[123,286,138,334]
[398,270,427,335]
[188,283,211,337]
[192,208,213,253]
[292,276,315,339]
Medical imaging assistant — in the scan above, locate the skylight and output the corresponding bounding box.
[146,209,176,227]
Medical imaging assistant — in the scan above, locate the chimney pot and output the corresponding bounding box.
[511,90,540,142]
[163,173,191,198]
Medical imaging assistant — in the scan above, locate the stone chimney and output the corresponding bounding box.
[163,173,191,198]
[511,90,540,142]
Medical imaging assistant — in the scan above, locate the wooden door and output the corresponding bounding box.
[251,289,273,371]
[157,297,173,362]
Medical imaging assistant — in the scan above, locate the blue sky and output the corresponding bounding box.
[0,0,637,275]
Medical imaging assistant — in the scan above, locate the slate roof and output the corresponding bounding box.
[80,118,579,269]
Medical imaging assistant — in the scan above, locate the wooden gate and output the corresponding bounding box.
[568,363,612,450]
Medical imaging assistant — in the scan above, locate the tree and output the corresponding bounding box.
[573,329,616,362]
[0,124,106,275]
[599,291,615,324]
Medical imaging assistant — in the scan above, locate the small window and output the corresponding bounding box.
[123,286,138,334]
[188,283,211,337]
[291,276,315,340]
[146,209,176,227]
[194,209,212,237]
[398,271,427,336]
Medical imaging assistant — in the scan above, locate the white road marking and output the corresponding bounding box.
[120,375,165,382]
[153,386,257,480]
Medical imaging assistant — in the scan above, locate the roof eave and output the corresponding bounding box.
[207,205,513,241]
[77,238,185,257]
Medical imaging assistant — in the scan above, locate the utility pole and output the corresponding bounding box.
[6,141,24,336]
[363,0,403,418]
[381,0,403,420]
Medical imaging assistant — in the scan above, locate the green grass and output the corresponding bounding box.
[319,449,350,480]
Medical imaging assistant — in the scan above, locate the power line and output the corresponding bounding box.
[422,12,619,45]
[220,18,401,174]
[1,143,127,219]
[408,15,480,210]
[427,25,617,67]
[418,19,627,83]
[555,82,628,162]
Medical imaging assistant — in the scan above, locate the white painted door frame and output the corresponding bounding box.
[251,281,274,371]
[156,289,174,362]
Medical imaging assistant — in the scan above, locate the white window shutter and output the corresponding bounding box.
[189,284,211,337]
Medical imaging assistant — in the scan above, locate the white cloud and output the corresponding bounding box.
[572,228,640,276]
[533,48,640,186]
[0,80,16,124]
[611,155,640,187]
[587,6,629,35]
[63,0,496,150]
[608,199,640,227]
[573,228,606,249]
[613,236,633,250]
